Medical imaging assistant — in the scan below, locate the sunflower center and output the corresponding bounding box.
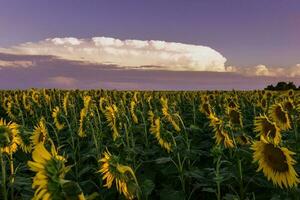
[264,144,289,172]
[38,131,46,143]
[202,103,211,115]
[284,102,293,112]
[229,110,241,125]
[261,99,267,108]
[228,101,236,108]
[262,120,277,138]
[274,106,287,123]
[0,126,13,147]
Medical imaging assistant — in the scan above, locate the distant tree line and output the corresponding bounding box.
[265,81,300,90]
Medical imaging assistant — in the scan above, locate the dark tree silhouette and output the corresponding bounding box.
[265,81,298,90]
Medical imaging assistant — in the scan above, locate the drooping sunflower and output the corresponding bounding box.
[254,115,281,145]
[99,97,108,113]
[52,106,65,131]
[227,107,243,128]
[149,116,172,152]
[257,97,268,112]
[63,92,70,116]
[78,108,88,137]
[282,98,295,113]
[199,101,212,116]
[98,149,138,200]
[130,100,138,124]
[252,141,299,188]
[104,104,120,141]
[208,113,234,148]
[19,127,33,153]
[0,118,22,154]
[31,118,48,147]
[269,103,291,130]
[23,93,34,115]
[161,97,181,132]
[27,143,70,200]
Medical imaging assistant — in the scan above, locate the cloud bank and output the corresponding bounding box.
[0,60,34,69]
[226,64,300,78]
[0,37,227,71]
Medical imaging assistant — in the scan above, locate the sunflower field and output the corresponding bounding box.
[0,89,300,200]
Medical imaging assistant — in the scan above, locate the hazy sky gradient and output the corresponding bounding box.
[1,0,299,67]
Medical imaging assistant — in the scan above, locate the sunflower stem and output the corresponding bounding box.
[215,156,222,200]
[238,159,244,200]
[0,151,8,200]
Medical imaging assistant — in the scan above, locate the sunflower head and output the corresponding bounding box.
[254,115,281,145]
[104,104,120,141]
[257,97,268,111]
[0,118,22,154]
[130,100,138,124]
[99,97,108,113]
[209,113,234,148]
[98,150,138,200]
[31,117,48,147]
[150,117,172,152]
[252,141,299,188]
[269,103,291,130]
[227,108,243,128]
[28,143,70,199]
[19,127,33,153]
[287,89,294,97]
[200,101,212,116]
[282,98,294,112]
[52,106,65,131]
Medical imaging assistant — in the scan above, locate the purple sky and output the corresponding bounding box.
[0,0,300,90]
[1,0,300,66]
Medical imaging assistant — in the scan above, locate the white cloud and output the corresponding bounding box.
[0,36,227,71]
[0,60,34,69]
[226,64,300,77]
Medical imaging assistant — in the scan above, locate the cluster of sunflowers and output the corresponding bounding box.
[0,89,300,199]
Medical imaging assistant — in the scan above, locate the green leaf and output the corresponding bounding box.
[155,157,172,164]
[141,179,155,197]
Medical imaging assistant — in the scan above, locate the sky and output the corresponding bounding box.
[0,0,299,90]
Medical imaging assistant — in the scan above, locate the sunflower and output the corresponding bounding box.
[282,98,295,113]
[23,93,34,115]
[227,107,243,128]
[78,108,88,137]
[52,106,65,131]
[161,98,181,132]
[200,101,212,116]
[98,149,138,200]
[31,118,48,147]
[63,92,70,116]
[287,89,294,97]
[149,117,172,152]
[6,100,18,120]
[254,115,281,145]
[257,97,268,112]
[208,113,234,148]
[0,118,22,154]
[130,100,138,124]
[252,141,299,188]
[27,143,70,200]
[19,127,33,153]
[104,104,119,141]
[99,97,108,113]
[269,103,291,130]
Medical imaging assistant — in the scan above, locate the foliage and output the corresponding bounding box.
[0,89,300,199]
